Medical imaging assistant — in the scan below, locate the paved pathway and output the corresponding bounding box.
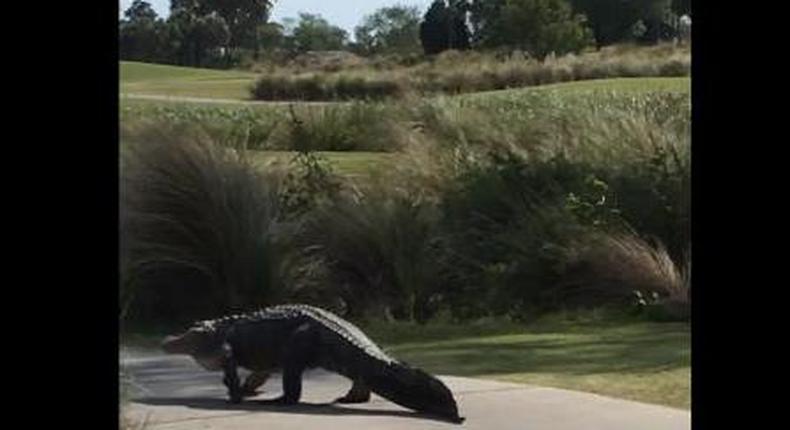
[121,348,690,430]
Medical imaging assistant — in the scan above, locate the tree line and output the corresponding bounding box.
[120,0,691,67]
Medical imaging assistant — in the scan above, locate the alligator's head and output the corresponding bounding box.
[405,367,465,424]
[161,321,226,371]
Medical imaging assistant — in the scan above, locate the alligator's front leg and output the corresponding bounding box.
[221,342,243,404]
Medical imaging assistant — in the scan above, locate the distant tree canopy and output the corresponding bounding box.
[671,0,691,16]
[468,0,593,58]
[120,0,275,66]
[568,0,674,47]
[419,0,471,55]
[120,0,685,68]
[119,1,171,63]
[354,6,422,56]
[125,0,158,21]
[285,13,349,53]
[171,0,273,51]
[168,8,230,66]
[256,22,286,52]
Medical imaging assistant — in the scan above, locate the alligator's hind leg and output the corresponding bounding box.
[335,379,371,404]
[240,372,269,397]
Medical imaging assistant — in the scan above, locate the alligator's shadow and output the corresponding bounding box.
[135,397,457,424]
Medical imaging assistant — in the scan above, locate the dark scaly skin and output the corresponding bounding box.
[161,304,465,423]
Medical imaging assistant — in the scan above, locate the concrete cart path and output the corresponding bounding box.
[121,348,690,430]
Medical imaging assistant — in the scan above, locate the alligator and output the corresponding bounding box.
[161,304,465,423]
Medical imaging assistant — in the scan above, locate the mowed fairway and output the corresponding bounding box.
[366,320,690,410]
[121,61,258,100]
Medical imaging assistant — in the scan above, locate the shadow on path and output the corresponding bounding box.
[135,397,455,424]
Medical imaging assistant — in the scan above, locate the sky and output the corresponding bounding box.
[119,1,433,34]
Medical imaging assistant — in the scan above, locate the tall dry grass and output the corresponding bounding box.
[120,127,297,324]
[558,233,689,309]
[250,44,690,101]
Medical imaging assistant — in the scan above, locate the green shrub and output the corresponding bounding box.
[252,75,297,100]
[299,186,443,322]
[658,59,690,77]
[269,103,402,152]
[333,75,406,100]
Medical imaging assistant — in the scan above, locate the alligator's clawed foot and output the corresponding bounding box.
[333,393,371,404]
[241,388,262,398]
[259,395,299,406]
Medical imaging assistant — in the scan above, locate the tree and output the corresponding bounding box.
[419,0,471,55]
[466,0,593,58]
[633,0,672,43]
[568,0,631,47]
[193,12,231,62]
[120,1,169,62]
[354,5,422,56]
[167,7,230,66]
[672,0,691,16]
[287,13,348,53]
[569,0,672,47]
[257,22,285,51]
[171,0,274,56]
[467,0,505,47]
[125,0,158,22]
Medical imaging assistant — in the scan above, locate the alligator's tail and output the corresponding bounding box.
[364,360,465,424]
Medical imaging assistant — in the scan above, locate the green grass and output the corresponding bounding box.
[366,317,690,410]
[460,77,690,101]
[121,61,257,100]
[122,314,689,410]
